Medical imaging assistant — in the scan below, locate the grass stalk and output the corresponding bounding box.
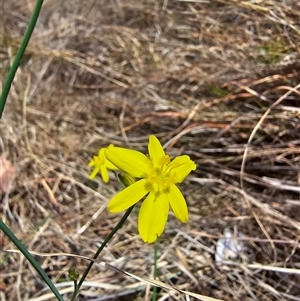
[0,0,44,118]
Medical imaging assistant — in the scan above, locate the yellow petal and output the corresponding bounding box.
[138,192,169,243]
[105,160,118,170]
[99,148,118,170]
[89,166,99,180]
[101,165,109,183]
[108,179,149,212]
[148,135,165,160]
[169,155,196,183]
[88,157,97,167]
[105,145,150,178]
[167,184,188,223]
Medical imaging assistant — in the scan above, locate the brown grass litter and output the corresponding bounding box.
[1,0,300,300]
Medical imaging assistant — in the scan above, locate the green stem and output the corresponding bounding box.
[152,241,158,301]
[69,280,78,301]
[0,219,64,301]
[74,205,135,299]
[0,0,44,119]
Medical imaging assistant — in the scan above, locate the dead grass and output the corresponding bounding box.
[0,0,300,300]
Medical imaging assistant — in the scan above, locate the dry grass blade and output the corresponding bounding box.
[105,263,225,301]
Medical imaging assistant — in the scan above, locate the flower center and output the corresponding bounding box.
[145,155,176,195]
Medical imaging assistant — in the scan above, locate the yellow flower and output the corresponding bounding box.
[105,135,196,243]
[88,148,118,183]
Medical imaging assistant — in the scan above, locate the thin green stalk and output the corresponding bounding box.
[68,267,79,301]
[69,280,78,301]
[152,242,158,301]
[0,0,44,119]
[73,205,135,299]
[0,219,64,301]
